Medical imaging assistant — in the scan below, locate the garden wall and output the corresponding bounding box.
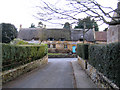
[2,55,48,84]
[48,48,71,53]
[78,56,119,89]
[1,44,48,84]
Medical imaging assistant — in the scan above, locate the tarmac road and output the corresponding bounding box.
[3,58,76,88]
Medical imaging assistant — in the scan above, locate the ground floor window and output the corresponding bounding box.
[64,45,67,48]
[53,44,56,48]
[48,44,50,48]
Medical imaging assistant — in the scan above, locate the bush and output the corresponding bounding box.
[1,23,18,43]
[88,42,120,87]
[77,43,89,60]
[10,38,28,45]
[2,44,48,71]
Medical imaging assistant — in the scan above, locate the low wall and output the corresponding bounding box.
[48,54,77,58]
[78,56,87,69]
[2,55,48,84]
[78,56,119,89]
[48,48,71,53]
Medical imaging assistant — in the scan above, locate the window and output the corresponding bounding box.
[33,38,39,40]
[64,45,67,48]
[53,44,56,48]
[47,38,55,41]
[59,38,65,41]
[79,39,83,41]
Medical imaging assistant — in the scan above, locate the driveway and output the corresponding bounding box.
[3,58,76,88]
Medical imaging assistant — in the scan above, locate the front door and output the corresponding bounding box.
[72,46,76,53]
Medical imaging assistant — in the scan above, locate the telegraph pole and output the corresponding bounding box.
[83,22,86,44]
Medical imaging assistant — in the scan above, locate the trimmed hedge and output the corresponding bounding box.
[2,44,48,71]
[89,42,120,87]
[77,43,89,60]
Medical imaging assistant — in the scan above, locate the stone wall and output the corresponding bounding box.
[48,54,77,58]
[2,55,48,84]
[107,25,120,44]
[78,56,87,69]
[48,48,70,53]
[78,56,119,89]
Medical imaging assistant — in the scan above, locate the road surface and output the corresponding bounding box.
[3,58,76,88]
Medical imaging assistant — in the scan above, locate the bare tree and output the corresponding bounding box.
[34,0,120,26]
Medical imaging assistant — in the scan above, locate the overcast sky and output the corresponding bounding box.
[0,0,118,31]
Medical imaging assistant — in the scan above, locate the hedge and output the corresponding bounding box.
[88,42,120,87]
[2,44,48,71]
[77,43,89,60]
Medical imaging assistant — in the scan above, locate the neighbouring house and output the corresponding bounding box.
[107,2,120,44]
[95,31,107,43]
[18,27,95,53]
[107,25,120,44]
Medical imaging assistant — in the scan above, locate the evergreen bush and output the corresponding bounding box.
[2,44,48,71]
[77,43,89,60]
[88,42,120,87]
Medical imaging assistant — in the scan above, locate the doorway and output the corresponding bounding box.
[72,46,76,53]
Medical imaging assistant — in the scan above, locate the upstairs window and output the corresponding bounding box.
[47,38,55,41]
[59,38,65,41]
[79,38,83,41]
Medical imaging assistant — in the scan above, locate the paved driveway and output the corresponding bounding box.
[3,58,76,88]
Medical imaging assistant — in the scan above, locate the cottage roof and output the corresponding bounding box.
[18,28,71,41]
[71,29,95,42]
[95,31,107,42]
[18,27,95,42]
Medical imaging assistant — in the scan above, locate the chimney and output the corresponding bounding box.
[20,24,22,29]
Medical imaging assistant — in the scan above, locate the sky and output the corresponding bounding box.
[0,0,118,31]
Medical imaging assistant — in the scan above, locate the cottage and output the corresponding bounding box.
[18,27,95,53]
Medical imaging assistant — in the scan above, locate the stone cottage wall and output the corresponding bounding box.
[107,25,120,44]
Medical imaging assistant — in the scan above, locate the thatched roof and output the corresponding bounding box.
[18,28,71,41]
[44,28,71,40]
[18,27,95,41]
[71,29,95,41]
[18,28,42,40]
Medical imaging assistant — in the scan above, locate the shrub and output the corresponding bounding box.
[10,38,28,45]
[2,44,48,71]
[77,43,89,60]
[88,42,120,87]
[1,23,18,43]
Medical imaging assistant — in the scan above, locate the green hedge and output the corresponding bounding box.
[89,42,120,87]
[2,44,48,71]
[77,43,89,60]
